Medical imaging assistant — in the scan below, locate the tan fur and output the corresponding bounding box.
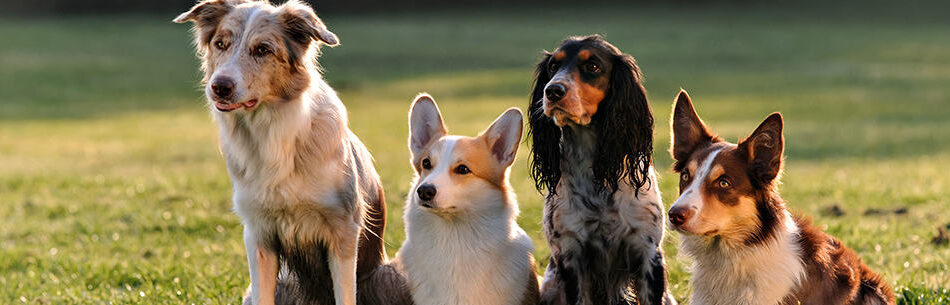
[175,2,409,305]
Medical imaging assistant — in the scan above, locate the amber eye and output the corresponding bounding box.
[585,63,601,73]
[454,165,471,175]
[214,40,227,50]
[421,158,432,170]
[717,177,732,189]
[680,171,690,183]
[252,45,272,57]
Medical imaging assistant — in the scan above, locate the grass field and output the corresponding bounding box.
[2,2,950,304]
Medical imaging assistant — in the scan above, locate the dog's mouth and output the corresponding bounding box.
[214,99,259,112]
[545,105,590,126]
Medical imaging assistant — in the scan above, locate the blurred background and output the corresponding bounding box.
[1,0,948,303]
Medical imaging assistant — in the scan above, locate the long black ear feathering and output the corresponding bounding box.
[528,52,563,197]
[590,51,654,196]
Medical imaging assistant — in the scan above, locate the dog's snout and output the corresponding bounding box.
[668,206,693,227]
[416,184,437,202]
[545,83,567,102]
[211,77,235,98]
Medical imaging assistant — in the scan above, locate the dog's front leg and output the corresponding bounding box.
[245,228,278,305]
[329,227,358,305]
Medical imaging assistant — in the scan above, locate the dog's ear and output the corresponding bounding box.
[174,0,240,48]
[590,52,653,195]
[409,94,447,157]
[479,108,524,167]
[279,0,339,47]
[528,52,563,196]
[670,89,717,171]
[738,113,785,187]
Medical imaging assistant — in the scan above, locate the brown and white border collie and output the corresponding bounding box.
[667,90,895,305]
[396,94,541,305]
[174,1,411,305]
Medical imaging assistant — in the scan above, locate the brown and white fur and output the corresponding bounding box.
[667,90,895,305]
[396,94,541,305]
[174,1,411,305]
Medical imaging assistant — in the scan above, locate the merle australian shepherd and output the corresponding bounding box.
[667,90,894,305]
[174,1,412,304]
[528,35,677,305]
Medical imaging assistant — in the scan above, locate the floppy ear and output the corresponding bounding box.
[528,52,563,196]
[278,0,339,47]
[738,113,785,187]
[670,89,717,171]
[408,94,447,157]
[480,108,524,167]
[173,0,240,48]
[590,53,654,194]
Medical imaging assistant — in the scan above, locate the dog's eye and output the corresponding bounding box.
[680,171,690,183]
[454,165,471,175]
[548,62,559,73]
[253,45,272,57]
[421,158,432,170]
[716,177,732,189]
[585,63,601,73]
[214,40,227,50]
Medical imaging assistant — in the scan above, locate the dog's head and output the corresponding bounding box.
[667,90,786,246]
[174,0,338,113]
[407,94,523,217]
[528,35,654,196]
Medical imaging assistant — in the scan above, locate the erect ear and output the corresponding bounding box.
[408,94,447,157]
[739,113,785,186]
[278,0,339,47]
[670,89,716,165]
[479,108,524,167]
[173,0,241,47]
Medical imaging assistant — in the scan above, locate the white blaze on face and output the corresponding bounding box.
[671,148,724,228]
[415,137,460,209]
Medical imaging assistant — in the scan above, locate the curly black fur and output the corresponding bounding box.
[528,35,654,197]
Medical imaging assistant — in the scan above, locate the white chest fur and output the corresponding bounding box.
[684,213,805,305]
[398,203,534,305]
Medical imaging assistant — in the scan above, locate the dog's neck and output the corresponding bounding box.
[558,126,598,178]
[215,76,347,188]
[683,211,805,305]
[407,192,518,250]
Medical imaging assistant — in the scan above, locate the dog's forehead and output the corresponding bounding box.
[219,3,276,36]
[553,40,609,61]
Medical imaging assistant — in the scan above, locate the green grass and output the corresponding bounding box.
[2,2,950,304]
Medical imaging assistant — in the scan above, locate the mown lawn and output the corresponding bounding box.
[1,1,949,304]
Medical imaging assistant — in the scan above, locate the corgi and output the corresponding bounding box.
[666,90,895,305]
[396,94,541,305]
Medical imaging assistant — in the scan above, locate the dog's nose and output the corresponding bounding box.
[545,83,567,102]
[668,206,693,227]
[416,184,437,202]
[211,77,235,98]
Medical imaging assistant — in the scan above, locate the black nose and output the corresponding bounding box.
[211,77,234,98]
[416,184,437,202]
[545,83,567,102]
[668,206,693,227]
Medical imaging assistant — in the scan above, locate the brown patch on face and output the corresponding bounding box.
[573,72,607,123]
[452,137,508,189]
[553,50,566,61]
[578,49,591,61]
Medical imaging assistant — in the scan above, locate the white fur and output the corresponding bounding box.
[681,212,804,305]
[398,98,536,305]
